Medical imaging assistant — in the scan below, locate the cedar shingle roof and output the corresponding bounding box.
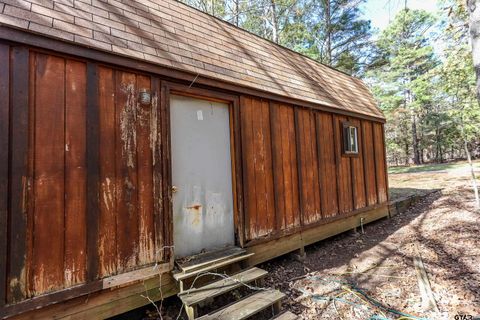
[0,0,384,119]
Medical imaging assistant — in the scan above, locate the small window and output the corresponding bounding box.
[343,123,358,155]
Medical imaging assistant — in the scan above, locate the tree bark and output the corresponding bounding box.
[464,137,480,209]
[411,113,421,165]
[461,119,480,208]
[468,0,480,99]
[324,0,332,64]
[234,0,239,26]
[466,1,480,209]
[270,0,279,43]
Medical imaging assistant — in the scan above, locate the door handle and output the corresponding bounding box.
[172,186,178,194]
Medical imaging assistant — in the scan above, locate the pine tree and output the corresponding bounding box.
[368,9,437,165]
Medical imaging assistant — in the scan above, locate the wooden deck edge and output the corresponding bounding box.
[9,270,177,320]
[246,204,389,266]
[7,205,389,319]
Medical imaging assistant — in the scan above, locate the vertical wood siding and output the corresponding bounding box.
[241,97,275,240]
[32,53,66,294]
[1,49,168,304]
[0,45,388,310]
[349,118,366,210]
[98,66,117,277]
[240,97,388,242]
[270,103,300,231]
[297,108,322,225]
[0,43,10,307]
[8,47,30,303]
[362,121,378,206]
[316,112,339,217]
[64,60,87,287]
[374,123,388,203]
[334,115,353,213]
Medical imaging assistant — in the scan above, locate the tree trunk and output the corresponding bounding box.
[411,114,421,165]
[465,139,480,208]
[460,117,480,208]
[325,0,332,64]
[234,0,239,26]
[270,0,279,43]
[405,140,409,166]
[468,0,480,99]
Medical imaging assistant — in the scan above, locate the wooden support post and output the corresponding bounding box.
[272,300,282,315]
[185,305,198,320]
[290,246,306,262]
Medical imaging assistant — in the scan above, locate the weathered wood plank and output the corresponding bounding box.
[136,75,155,265]
[248,98,275,238]
[297,109,321,224]
[381,124,390,202]
[25,50,35,298]
[316,112,338,217]
[177,246,245,273]
[8,46,29,303]
[333,115,353,213]
[362,121,377,206]
[246,204,389,266]
[179,267,267,306]
[198,290,285,320]
[373,123,388,203]
[349,118,366,209]
[413,243,439,313]
[32,53,65,295]
[293,108,304,227]
[232,97,245,247]
[6,269,175,320]
[173,253,255,282]
[163,82,173,261]
[86,62,100,282]
[152,77,164,263]
[269,102,282,232]
[261,99,275,234]
[271,103,300,231]
[240,97,256,240]
[115,71,139,272]
[0,43,9,307]
[64,59,87,287]
[98,66,117,277]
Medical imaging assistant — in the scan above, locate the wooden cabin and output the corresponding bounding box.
[0,0,388,318]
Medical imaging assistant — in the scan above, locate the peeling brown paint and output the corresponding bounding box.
[9,266,26,302]
[150,91,158,165]
[186,204,202,211]
[119,82,137,168]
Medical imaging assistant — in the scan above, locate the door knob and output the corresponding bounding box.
[172,186,178,194]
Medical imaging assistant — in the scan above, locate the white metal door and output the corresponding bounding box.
[170,95,235,258]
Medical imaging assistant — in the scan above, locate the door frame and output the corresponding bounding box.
[164,82,245,254]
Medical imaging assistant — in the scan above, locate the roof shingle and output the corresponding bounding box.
[0,0,384,119]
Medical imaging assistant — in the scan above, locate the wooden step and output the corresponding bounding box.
[173,252,255,282]
[272,311,299,320]
[179,267,268,307]
[177,246,246,273]
[197,290,285,320]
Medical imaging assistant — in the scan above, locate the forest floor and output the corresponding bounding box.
[134,161,480,320]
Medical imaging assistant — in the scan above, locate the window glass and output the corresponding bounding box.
[343,124,358,154]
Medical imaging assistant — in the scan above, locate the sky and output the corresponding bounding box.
[361,0,440,32]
